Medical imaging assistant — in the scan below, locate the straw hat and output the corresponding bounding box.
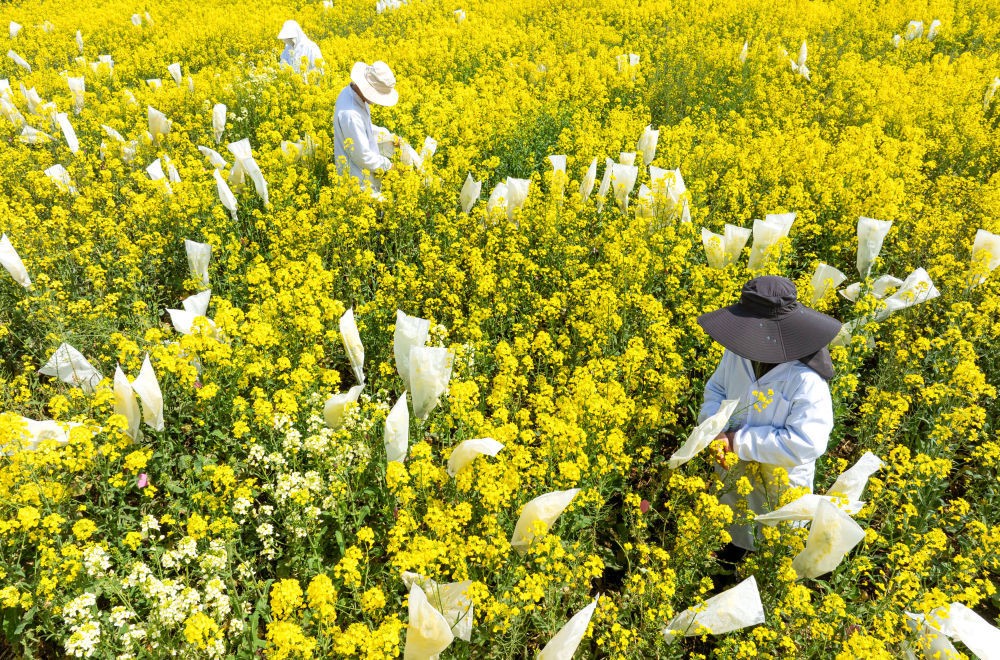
[698,276,841,365]
[350,61,399,106]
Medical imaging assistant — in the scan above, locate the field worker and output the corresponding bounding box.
[696,275,841,566]
[277,20,323,73]
[334,60,399,194]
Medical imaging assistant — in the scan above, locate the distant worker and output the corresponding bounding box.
[333,60,399,194]
[277,20,323,73]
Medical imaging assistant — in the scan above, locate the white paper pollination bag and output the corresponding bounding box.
[459,173,481,213]
[401,572,474,643]
[747,216,794,270]
[130,354,165,432]
[701,228,726,270]
[791,498,866,579]
[447,438,503,476]
[668,399,739,469]
[610,163,638,212]
[754,493,864,526]
[323,384,364,430]
[875,267,939,321]
[506,177,530,221]
[548,154,567,197]
[971,229,1000,283]
[409,346,454,420]
[212,103,226,144]
[511,488,580,554]
[339,308,365,385]
[856,216,893,278]
[404,583,454,660]
[663,576,765,641]
[826,451,884,500]
[723,224,752,266]
[39,342,103,393]
[637,124,659,166]
[184,239,212,286]
[113,365,142,439]
[384,392,409,463]
[538,596,600,660]
[0,233,31,288]
[809,263,847,305]
[394,310,430,392]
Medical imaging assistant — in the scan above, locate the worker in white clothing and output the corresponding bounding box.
[277,20,323,73]
[696,276,841,568]
[333,61,399,194]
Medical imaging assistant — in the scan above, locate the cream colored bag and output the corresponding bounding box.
[663,576,765,640]
[511,489,579,554]
[537,596,600,659]
[791,499,866,579]
[447,438,503,476]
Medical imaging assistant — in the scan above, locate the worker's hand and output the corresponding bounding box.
[392,135,401,148]
[712,432,735,468]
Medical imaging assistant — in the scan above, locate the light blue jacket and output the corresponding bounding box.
[699,349,834,549]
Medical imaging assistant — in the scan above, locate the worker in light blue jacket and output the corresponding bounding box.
[333,61,399,194]
[697,276,842,553]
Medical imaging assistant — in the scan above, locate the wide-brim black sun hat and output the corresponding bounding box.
[698,276,842,363]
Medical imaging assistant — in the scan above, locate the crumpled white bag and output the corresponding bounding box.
[618,151,636,166]
[663,576,765,640]
[610,163,638,211]
[39,342,103,393]
[486,181,508,216]
[971,228,1000,284]
[167,290,214,335]
[0,233,31,288]
[401,573,474,643]
[948,602,1000,659]
[184,239,211,287]
[668,399,739,469]
[681,199,691,223]
[1,417,80,453]
[791,498,866,578]
[875,267,939,321]
[197,145,227,169]
[146,158,173,194]
[904,609,959,660]
[339,308,365,384]
[76,30,83,53]
[739,40,749,63]
[384,392,409,463]
[753,493,864,526]
[44,164,76,194]
[212,103,226,144]
[167,62,182,85]
[701,227,726,270]
[102,125,125,143]
[927,19,941,41]
[113,365,142,439]
[984,78,1000,111]
[67,77,85,114]
[400,141,423,170]
[131,354,164,431]
[722,224,751,265]
[548,155,567,197]
[905,20,924,41]
[506,177,530,221]
[421,136,437,161]
[634,185,654,219]
[826,452,884,501]
[459,173,481,213]
[213,169,238,219]
[447,438,503,476]
[9,21,21,38]
[579,157,597,201]
[323,384,364,429]
[650,167,686,205]
[637,125,659,166]
[0,97,24,127]
[856,216,893,278]
[7,50,30,72]
[747,216,794,270]
[394,310,430,392]
[511,488,580,554]
[616,53,639,71]
[148,106,171,142]
[840,275,904,302]
[228,139,269,205]
[409,346,454,420]
[538,596,600,659]
[809,263,847,305]
[404,583,454,660]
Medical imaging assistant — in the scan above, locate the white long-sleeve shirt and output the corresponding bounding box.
[699,349,834,550]
[279,26,323,73]
[333,85,392,193]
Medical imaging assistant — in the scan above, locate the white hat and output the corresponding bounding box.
[277,20,301,40]
[350,61,399,106]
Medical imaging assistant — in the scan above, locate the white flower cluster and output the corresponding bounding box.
[62,592,100,657]
[83,544,113,578]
